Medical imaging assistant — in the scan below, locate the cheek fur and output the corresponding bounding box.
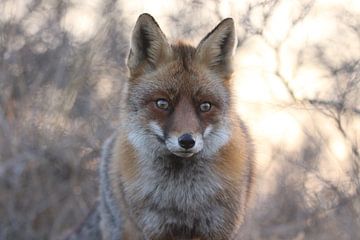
[144,103,171,131]
[144,102,171,139]
[198,107,223,128]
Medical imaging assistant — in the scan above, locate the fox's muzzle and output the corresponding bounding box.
[164,132,204,158]
[178,133,195,149]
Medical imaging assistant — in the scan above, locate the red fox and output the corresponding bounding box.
[99,13,255,240]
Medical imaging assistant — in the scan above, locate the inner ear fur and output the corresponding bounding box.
[127,13,172,75]
[195,18,237,78]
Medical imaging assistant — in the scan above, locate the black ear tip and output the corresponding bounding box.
[220,18,235,29]
[138,13,152,19]
[223,17,234,22]
[136,13,161,29]
[137,13,156,23]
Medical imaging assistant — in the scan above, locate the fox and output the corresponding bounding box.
[97,13,255,240]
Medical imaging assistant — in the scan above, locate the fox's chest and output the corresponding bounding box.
[128,165,221,209]
[123,163,234,239]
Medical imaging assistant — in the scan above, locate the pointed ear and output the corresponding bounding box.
[127,13,172,75]
[195,18,237,78]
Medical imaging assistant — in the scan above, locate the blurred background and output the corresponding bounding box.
[0,0,359,239]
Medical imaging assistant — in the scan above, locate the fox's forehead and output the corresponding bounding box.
[134,64,228,101]
[170,43,196,70]
[136,45,227,89]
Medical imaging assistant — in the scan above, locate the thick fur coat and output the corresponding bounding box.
[98,13,255,240]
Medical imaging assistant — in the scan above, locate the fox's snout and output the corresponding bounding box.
[165,131,204,158]
[148,120,204,158]
[178,133,195,149]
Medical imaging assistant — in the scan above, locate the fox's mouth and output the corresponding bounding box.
[171,151,195,158]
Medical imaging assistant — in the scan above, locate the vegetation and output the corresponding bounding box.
[0,0,359,239]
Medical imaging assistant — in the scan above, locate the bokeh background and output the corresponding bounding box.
[0,0,359,239]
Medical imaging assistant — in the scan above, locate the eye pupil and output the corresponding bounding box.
[156,99,169,110]
[200,102,211,112]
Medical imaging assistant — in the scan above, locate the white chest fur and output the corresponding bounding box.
[121,156,233,238]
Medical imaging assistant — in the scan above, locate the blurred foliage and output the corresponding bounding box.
[0,0,359,239]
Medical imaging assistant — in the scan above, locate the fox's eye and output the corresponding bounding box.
[155,99,169,110]
[199,102,211,112]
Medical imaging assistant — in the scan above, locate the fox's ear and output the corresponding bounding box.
[195,18,236,78]
[127,13,172,75]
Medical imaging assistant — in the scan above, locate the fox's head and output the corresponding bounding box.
[125,13,236,159]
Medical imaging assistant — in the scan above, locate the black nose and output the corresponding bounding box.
[178,133,195,149]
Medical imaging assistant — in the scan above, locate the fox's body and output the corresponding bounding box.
[98,14,255,240]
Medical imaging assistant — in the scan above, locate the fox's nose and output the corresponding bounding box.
[178,133,195,149]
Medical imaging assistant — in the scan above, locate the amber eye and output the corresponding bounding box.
[199,102,211,112]
[155,99,169,110]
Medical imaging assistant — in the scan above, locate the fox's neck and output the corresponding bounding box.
[154,154,211,172]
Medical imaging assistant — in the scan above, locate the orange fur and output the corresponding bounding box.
[98,13,255,240]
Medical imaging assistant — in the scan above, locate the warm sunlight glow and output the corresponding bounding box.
[96,76,114,100]
[2,1,359,238]
[61,5,101,43]
[0,0,30,22]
